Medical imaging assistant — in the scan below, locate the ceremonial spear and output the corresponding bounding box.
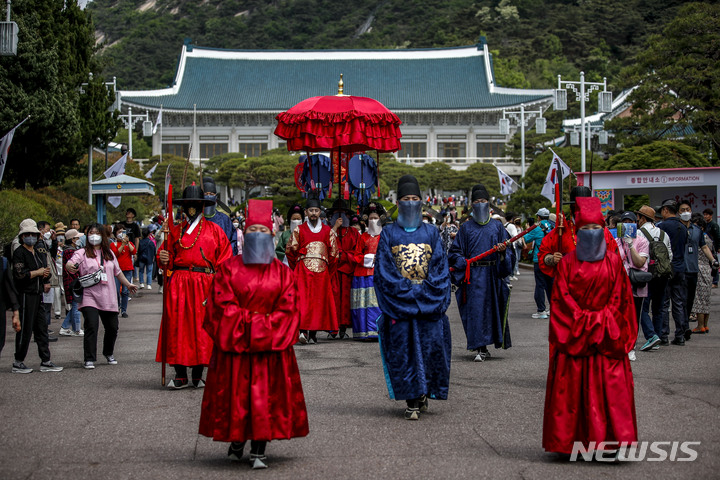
[160,183,172,386]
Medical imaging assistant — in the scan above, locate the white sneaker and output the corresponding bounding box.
[158,286,163,294]
[298,333,308,345]
[531,312,548,319]
[146,285,152,290]
[75,329,85,337]
[140,283,145,288]
[84,361,95,369]
[628,350,637,362]
[59,327,73,336]
[105,355,118,365]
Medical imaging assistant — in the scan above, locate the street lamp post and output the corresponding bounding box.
[554,72,612,172]
[499,104,546,188]
[80,74,118,205]
[118,107,152,159]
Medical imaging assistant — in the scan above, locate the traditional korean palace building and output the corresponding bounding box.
[119,38,553,175]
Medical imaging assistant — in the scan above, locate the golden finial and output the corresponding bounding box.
[337,73,344,96]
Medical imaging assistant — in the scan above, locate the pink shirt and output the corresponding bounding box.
[70,247,122,312]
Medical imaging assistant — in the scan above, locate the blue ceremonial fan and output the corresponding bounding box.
[348,154,378,207]
[299,154,333,200]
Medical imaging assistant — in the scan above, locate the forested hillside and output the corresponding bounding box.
[89,0,694,91]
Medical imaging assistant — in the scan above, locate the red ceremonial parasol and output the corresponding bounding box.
[274,75,402,201]
[274,75,402,153]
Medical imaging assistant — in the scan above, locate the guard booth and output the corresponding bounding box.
[90,174,155,224]
[576,167,720,221]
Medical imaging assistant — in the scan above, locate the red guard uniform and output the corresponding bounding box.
[285,222,339,332]
[538,214,617,277]
[543,199,638,454]
[199,256,309,442]
[333,226,359,330]
[156,218,232,366]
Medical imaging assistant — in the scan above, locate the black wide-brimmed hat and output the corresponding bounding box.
[175,184,214,206]
[327,199,352,215]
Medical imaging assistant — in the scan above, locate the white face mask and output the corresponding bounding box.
[232,222,240,229]
[368,218,382,236]
[43,231,52,240]
[680,212,692,222]
[290,219,303,231]
[88,234,102,246]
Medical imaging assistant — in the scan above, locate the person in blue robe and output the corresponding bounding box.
[374,175,451,421]
[448,184,514,362]
[203,177,238,254]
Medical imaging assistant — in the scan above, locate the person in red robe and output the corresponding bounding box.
[539,186,617,278]
[543,196,638,455]
[199,199,308,469]
[327,199,359,339]
[285,197,339,344]
[156,184,232,389]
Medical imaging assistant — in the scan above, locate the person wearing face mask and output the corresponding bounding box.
[678,200,716,331]
[285,196,339,344]
[275,204,304,263]
[539,187,618,282]
[199,200,309,469]
[614,211,650,362]
[328,199,360,339]
[349,202,386,340]
[231,215,244,256]
[67,224,138,369]
[11,219,63,374]
[156,184,232,389]
[52,222,68,320]
[202,177,238,254]
[110,224,136,318]
[543,197,638,456]
[523,208,553,319]
[448,184,515,362]
[59,229,85,337]
[373,175,451,420]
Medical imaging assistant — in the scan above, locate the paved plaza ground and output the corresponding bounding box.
[1,269,718,479]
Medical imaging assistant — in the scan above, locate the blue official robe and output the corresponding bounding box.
[448,218,514,351]
[373,223,452,401]
[206,211,238,255]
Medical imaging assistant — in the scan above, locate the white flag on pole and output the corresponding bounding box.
[103,152,128,179]
[145,162,159,179]
[0,116,30,184]
[153,108,162,135]
[496,166,519,196]
[540,149,572,202]
[104,152,128,208]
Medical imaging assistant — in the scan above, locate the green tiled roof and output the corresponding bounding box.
[120,44,552,112]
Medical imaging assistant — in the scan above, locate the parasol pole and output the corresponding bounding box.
[377,149,381,198]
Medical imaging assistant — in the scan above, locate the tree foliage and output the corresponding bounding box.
[89,0,690,91]
[607,2,720,162]
[602,140,711,171]
[0,0,119,188]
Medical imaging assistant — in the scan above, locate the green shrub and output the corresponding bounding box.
[0,190,49,248]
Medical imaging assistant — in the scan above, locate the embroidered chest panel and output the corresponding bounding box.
[391,243,432,284]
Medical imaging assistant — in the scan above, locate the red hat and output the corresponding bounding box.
[574,197,605,228]
[245,199,274,232]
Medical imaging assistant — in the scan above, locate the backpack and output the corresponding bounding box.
[640,228,672,278]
